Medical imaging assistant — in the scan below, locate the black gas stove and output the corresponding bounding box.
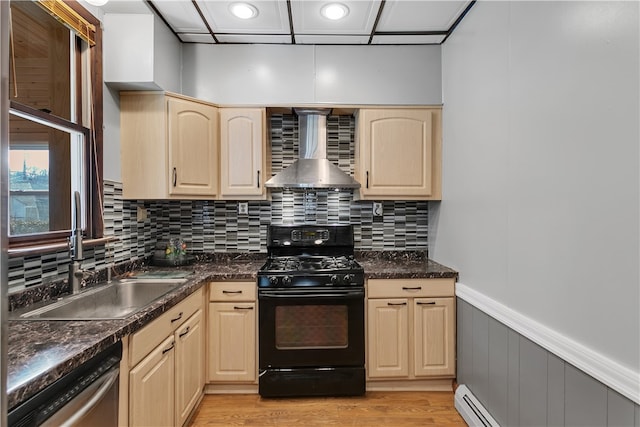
[258,255,364,288]
[257,224,366,398]
[258,225,364,288]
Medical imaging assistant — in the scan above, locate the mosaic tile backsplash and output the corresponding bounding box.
[8,114,428,292]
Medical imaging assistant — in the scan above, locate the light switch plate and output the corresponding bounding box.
[373,202,383,217]
[238,202,248,215]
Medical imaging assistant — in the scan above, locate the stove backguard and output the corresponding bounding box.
[266,224,355,257]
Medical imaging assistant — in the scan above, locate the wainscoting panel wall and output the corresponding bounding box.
[457,298,640,426]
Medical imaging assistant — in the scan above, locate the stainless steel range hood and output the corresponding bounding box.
[265,108,360,189]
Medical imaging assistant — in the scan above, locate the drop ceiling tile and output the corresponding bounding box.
[179,33,216,43]
[371,34,446,44]
[151,1,208,33]
[377,0,470,32]
[290,0,382,35]
[295,35,369,45]
[195,0,290,34]
[216,34,293,44]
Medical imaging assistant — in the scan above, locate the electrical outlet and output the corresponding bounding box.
[137,206,148,221]
[373,202,383,217]
[238,202,249,215]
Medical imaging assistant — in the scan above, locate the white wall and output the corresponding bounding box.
[101,10,182,181]
[181,44,442,105]
[435,0,639,382]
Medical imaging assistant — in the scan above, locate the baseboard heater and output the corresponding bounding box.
[454,384,500,427]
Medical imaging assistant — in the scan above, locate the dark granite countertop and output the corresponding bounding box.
[7,252,456,410]
[356,250,458,280]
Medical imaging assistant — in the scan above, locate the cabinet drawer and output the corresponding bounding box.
[367,279,454,299]
[209,282,256,302]
[130,287,204,366]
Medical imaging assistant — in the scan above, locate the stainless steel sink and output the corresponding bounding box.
[10,278,188,320]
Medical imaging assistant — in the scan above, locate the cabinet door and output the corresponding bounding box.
[208,302,256,382]
[130,335,175,427]
[175,309,205,427]
[120,93,169,199]
[167,97,218,196]
[413,297,455,377]
[358,109,441,199]
[219,108,266,198]
[367,299,409,378]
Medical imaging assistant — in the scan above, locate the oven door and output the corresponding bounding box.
[258,287,365,369]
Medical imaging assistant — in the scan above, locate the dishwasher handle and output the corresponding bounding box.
[41,365,120,427]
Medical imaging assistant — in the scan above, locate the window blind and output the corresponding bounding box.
[36,0,96,46]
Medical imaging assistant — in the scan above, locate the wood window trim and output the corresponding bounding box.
[8,0,103,252]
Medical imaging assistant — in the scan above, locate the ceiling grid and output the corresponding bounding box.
[139,0,475,46]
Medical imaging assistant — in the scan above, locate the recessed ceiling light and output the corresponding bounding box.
[229,2,259,19]
[85,0,109,6]
[321,3,349,20]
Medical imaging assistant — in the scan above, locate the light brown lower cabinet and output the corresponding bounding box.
[127,288,204,427]
[367,279,455,384]
[175,309,205,426]
[207,282,257,384]
[129,335,175,426]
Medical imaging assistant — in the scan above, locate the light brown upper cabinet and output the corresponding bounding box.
[120,92,219,199]
[355,108,442,200]
[219,108,268,199]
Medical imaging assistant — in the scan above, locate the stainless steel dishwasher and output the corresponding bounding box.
[9,341,122,427]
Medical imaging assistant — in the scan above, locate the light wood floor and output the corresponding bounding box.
[189,391,467,426]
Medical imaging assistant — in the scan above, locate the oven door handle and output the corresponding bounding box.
[259,289,364,299]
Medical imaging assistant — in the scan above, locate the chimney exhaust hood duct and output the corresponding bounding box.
[265,108,361,189]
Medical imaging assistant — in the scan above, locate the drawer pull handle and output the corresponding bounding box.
[222,290,243,294]
[387,302,407,306]
[417,301,436,305]
[171,312,183,323]
[172,168,177,187]
[179,326,190,338]
[234,306,254,310]
[402,286,422,291]
[366,171,369,189]
[257,170,260,188]
[162,342,175,354]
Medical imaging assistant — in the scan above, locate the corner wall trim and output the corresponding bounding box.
[456,282,640,405]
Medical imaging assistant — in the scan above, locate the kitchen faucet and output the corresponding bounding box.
[69,191,84,294]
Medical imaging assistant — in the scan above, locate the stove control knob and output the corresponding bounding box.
[269,276,279,286]
[331,274,341,285]
[282,276,292,286]
[343,274,354,284]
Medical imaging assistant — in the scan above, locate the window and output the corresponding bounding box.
[10,144,51,235]
[8,0,103,247]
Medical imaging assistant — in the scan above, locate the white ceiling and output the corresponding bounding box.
[101,0,475,45]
